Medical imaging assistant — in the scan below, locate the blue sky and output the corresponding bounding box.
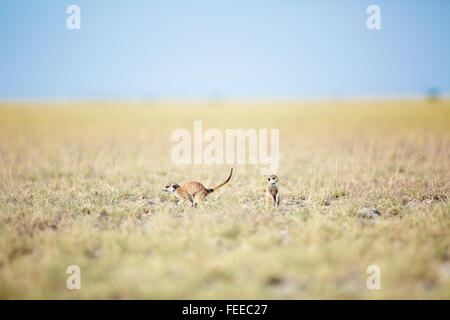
[0,0,449,100]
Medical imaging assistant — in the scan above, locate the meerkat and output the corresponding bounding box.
[162,168,233,207]
[266,174,280,208]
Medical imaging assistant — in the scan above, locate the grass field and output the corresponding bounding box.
[0,100,449,299]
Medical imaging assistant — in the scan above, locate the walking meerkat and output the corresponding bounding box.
[162,168,233,207]
[266,174,280,208]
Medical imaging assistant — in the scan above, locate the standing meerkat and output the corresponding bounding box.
[266,175,280,208]
[162,168,233,207]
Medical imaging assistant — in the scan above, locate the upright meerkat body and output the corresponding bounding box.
[266,175,280,208]
[163,168,233,206]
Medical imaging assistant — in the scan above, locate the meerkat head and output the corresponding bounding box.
[268,175,279,186]
[162,182,180,193]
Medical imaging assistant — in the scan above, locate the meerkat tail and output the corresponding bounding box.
[208,168,233,192]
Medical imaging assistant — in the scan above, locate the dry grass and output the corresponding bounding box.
[0,100,449,299]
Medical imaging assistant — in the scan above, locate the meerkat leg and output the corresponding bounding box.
[194,192,207,206]
[275,193,280,207]
[179,194,194,207]
[188,194,195,207]
[266,194,274,209]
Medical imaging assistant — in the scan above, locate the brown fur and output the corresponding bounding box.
[163,168,233,206]
[266,174,280,208]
